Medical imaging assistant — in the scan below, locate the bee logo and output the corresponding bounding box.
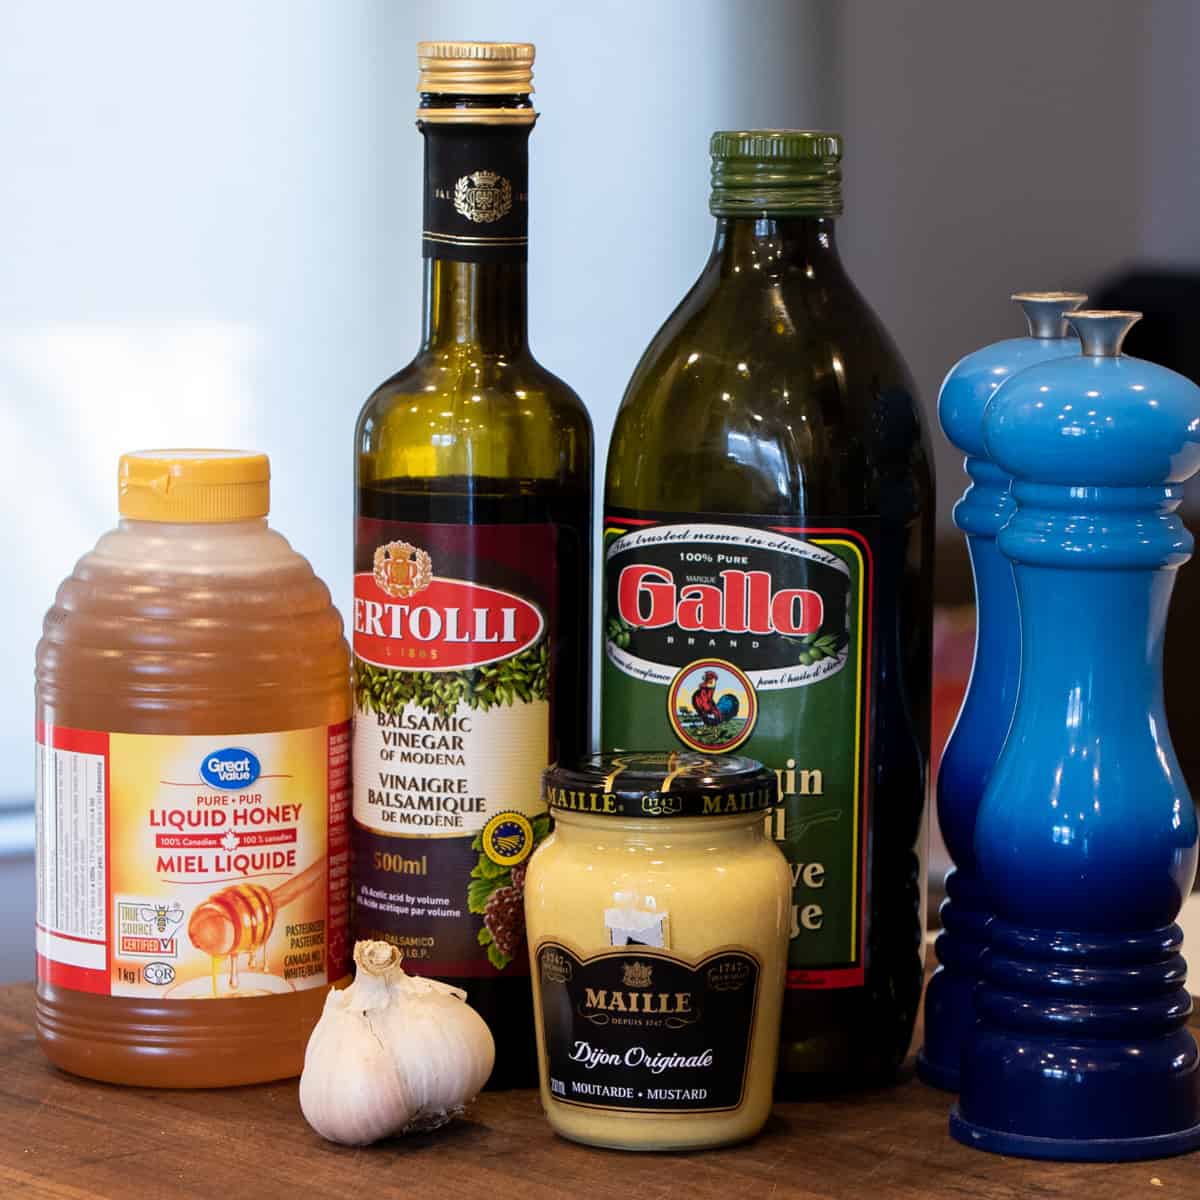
[139,904,184,935]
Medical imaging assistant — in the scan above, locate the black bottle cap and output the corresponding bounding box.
[543,751,778,820]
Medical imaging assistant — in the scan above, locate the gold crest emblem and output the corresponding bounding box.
[453,170,513,224]
[622,960,653,989]
[373,541,433,599]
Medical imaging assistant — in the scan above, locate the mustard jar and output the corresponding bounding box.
[525,752,789,1150]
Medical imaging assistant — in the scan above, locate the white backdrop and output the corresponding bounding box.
[0,0,831,812]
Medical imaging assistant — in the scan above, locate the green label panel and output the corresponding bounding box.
[600,512,874,989]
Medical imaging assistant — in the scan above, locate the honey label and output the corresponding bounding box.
[34,721,350,999]
[535,941,760,1113]
[352,518,557,978]
[602,512,874,989]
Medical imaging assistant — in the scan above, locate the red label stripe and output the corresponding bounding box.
[787,967,865,990]
[36,952,109,996]
[34,922,105,947]
[36,723,109,756]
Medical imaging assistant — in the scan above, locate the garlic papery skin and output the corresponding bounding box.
[299,940,495,1146]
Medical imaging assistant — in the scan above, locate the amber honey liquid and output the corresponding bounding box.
[35,517,351,1087]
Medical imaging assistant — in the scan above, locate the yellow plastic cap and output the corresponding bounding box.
[118,449,270,523]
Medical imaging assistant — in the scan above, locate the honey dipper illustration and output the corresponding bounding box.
[188,856,325,988]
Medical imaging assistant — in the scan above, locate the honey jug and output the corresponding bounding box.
[35,450,351,1086]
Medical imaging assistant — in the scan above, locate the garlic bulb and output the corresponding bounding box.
[299,940,495,1146]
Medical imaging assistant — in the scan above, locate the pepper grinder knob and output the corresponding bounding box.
[1012,291,1088,340]
[1065,309,1142,357]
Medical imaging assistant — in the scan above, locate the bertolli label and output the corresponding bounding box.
[352,518,557,978]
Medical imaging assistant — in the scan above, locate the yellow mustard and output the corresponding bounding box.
[525,752,790,1150]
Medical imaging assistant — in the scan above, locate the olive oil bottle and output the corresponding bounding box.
[602,132,933,1087]
[352,42,592,1089]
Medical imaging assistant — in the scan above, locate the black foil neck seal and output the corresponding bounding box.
[543,752,778,820]
[419,109,532,264]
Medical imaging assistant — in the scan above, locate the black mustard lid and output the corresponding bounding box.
[542,751,777,820]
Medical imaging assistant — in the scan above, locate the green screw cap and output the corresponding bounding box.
[710,130,843,218]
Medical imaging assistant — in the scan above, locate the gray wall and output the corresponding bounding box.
[0,856,34,984]
[835,0,1155,536]
[1143,0,1200,263]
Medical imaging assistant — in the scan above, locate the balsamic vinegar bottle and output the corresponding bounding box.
[352,42,592,1089]
[602,131,934,1088]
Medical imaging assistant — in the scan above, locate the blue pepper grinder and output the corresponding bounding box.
[951,310,1200,1161]
[920,291,1086,1092]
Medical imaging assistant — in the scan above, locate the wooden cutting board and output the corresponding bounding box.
[1,981,1195,1199]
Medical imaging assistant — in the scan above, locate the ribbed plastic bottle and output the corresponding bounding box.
[35,450,351,1087]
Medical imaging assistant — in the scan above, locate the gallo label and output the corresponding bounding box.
[602,512,874,990]
[606,523,852,686]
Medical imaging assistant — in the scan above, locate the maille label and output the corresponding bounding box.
[352,518,557,979]
[536,942,759,1113]
[601,512,874,990]
[543,784,776,821]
